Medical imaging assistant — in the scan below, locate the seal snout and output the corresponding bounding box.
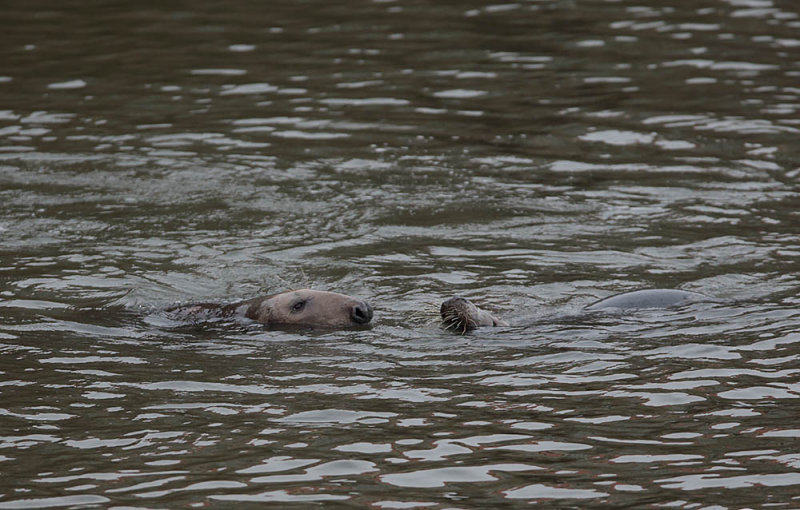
[350,301,374,324]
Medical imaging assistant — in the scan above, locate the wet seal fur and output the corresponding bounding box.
[441,288,712,334]
[169,288,373,329]
[440,296,508,334]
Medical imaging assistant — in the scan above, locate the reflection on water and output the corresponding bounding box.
[2,0,800,507]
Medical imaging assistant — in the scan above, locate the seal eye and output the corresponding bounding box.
[290,300,306,313]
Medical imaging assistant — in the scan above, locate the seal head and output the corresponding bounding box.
[244,289,373,328]
[440,296,508,334]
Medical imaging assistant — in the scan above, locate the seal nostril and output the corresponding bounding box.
[351,302,373,324]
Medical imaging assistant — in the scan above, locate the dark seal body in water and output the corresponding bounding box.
[583,288,711,311]
[440,296,508,333]
[169,288,373,329]
[441,289,712,333]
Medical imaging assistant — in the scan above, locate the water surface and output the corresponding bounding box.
[2,0,800,508]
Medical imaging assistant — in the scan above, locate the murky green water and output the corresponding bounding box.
[2,0,800,508]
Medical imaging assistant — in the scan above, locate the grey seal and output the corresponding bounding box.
[440,288,712,333]
[169,288,373,329]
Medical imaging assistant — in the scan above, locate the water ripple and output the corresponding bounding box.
[2,0,800,507]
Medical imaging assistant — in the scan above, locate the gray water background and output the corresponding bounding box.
[2,0,800,508]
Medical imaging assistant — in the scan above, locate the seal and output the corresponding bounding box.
[583,288,711,312]
[440,289,712,333]
[440,296,508,333]
[169,288,373,329]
